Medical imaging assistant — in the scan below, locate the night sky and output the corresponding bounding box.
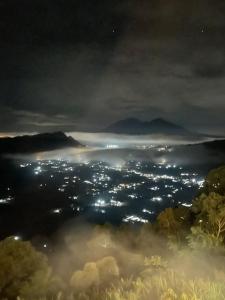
[0,0,224,134]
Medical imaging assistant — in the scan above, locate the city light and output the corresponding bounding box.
[123,215,149,224]
[15,156,205,224]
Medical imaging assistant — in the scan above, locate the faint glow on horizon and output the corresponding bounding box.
[106,144,119,149]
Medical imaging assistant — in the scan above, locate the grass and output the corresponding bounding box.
[105,270,225,300]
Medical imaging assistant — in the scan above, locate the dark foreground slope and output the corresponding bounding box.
[0,132,83,154]
[162,138,225,165]
[202,139,225,152]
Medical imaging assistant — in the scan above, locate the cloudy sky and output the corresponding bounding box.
[0,0,225,134]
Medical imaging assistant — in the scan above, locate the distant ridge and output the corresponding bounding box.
[104,117,197,136]
[202,139,225,152]
[0,132,83,154]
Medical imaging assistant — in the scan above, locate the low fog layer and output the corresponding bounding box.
[69,131,215,148]
[7,145,224,169]
[2,131,225,166]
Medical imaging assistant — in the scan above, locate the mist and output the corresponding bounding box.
[8,144,225,169]
[68,131,215,148]
[31,219,225,298]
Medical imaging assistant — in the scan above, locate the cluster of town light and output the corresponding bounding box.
[3,157,205,225]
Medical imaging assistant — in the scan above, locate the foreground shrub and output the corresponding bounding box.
[70,256,119,293]
[0,237,57,299]
[70,262,100,291]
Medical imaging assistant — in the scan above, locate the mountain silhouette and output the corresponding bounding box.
[0,132,83,154]
[104,118,195,135]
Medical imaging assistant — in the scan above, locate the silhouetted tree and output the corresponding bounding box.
[201,166,225,195]
[192,192,225,240]
[0,237,57,299]
[156,206,191,238]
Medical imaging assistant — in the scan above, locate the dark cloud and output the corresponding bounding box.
[194,66,225,79]
[0,0,224,133]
